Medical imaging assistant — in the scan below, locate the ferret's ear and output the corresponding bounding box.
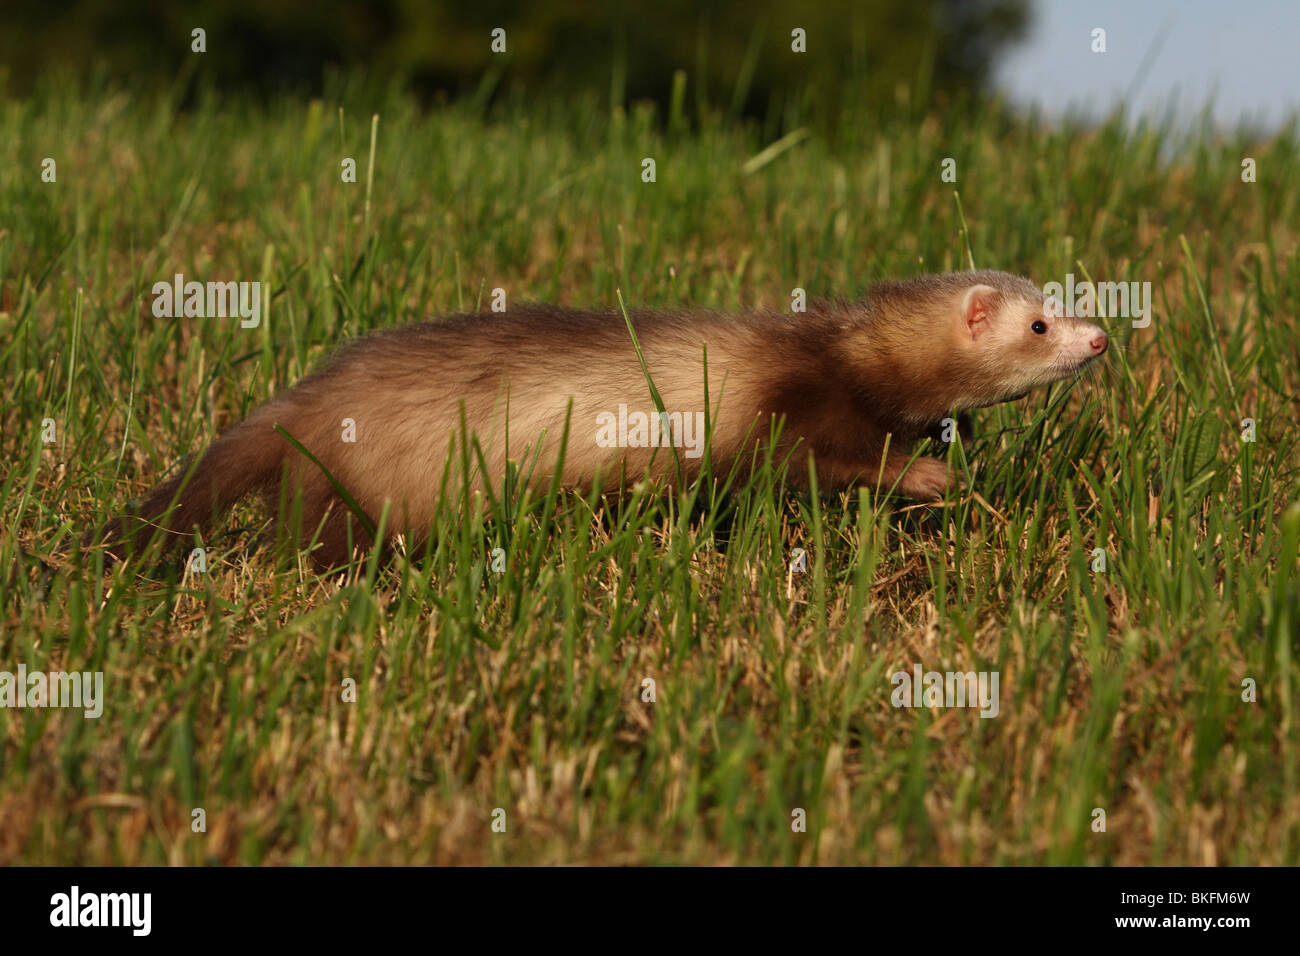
[959,284,1000,340]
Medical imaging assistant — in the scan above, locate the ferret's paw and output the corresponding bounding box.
[900,457,953,500]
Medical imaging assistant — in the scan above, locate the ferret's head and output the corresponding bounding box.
[852,270,1108,425]
[947,271,1108,408]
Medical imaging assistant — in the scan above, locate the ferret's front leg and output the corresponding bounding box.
[876,450,952,500]
[923,412,972,444]
[807,448,952,500]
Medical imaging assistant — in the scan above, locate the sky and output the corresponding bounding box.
[993,0,1300,130]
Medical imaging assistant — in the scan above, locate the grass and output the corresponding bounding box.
[1,71,1298,864]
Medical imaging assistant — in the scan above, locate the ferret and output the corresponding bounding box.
[94,270,1107,569]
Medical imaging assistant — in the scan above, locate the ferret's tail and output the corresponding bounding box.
[91,419,285,562]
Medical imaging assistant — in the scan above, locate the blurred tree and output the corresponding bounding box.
[0,0,1030,124]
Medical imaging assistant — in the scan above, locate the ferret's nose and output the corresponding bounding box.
[1090,333,1108,354]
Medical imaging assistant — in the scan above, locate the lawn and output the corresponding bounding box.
[1,72,1297,864]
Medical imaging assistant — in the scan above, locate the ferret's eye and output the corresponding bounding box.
[1031,320,1048,334]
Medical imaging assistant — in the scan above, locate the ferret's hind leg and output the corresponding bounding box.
[270,471,372,571]
[300,498,374,571]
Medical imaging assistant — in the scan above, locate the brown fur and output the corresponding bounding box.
[93,270,1108,569]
